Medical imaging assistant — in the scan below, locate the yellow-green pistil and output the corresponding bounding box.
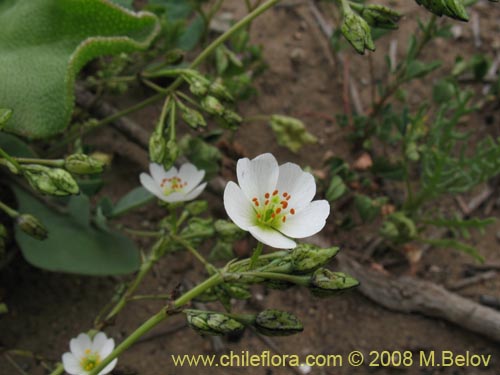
[251,189,296,228]
[160,176,187,196]
[80,349,101,372]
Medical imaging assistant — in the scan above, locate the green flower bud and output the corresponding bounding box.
[291,244,340,274]
[148,131,167,164]
[180,105,206,129]
[214,220,245,240]
[222,109,243,128]
[360,5,402,29]
[23,165,79,196]
[310,269,359,297]
[0,302,8,315]
[185,200,208,216]
[64,154,104,175]
[255,309,303,336]
[185,310,245,336]
[269,115,317,153]
[225,284,252,300]
[17,214,48,240]
[209,81,234,102]
[341,11,375,54]
[163,140,180,169]
[189,81,209,96]
[201,96,225,116]
[415,0,469,21]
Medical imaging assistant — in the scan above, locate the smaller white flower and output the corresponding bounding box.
[62,332,117,375]
[140,162,207,203]
[224,153,330,249]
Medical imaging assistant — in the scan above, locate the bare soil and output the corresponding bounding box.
[1,1,500,375]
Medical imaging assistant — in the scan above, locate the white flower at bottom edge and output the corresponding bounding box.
[140,162,207,203]
[62,332,117,375]
[223,153,330,249]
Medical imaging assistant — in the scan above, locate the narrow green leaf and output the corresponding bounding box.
[111,186,155,218]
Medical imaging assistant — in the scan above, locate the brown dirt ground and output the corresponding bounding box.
[1,1,500,375]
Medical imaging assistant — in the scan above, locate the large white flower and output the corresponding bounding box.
[223,153,330,249]
[62,332,117,375]
[140,163,207,203]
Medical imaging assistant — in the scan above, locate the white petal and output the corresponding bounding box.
[149,163,177,184]
[99,358,118,375]
[280,200,330,238]
[62,352,82,375]
[237,153,279,201]
[91,332,108,353]
[223,181,256,230]
[248,225,296,249]
[70,333,91,358]
[140,173,164,200]
[276,162,316,210]
[181,182,207,201]
[177,163,205,193]
[99,339,115,358]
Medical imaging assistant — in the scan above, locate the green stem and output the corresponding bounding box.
[121,227,162,238]
[0,147,21,172]
[0,200,19,218]
[88,273,223,375]
[171,234,215,273]
[14,157,64,167]
[240,271,310,286]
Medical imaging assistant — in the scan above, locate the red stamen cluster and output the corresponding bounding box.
[252,189,296,225]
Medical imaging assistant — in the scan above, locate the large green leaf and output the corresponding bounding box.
[12,187,140,275]
[0,0,160,139]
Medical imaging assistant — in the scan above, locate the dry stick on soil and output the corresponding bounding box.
[446,271,497,291]
[75,85,150,149]
[335,252,500,342]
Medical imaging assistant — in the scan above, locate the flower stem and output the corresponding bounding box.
[171,234,215,273]
[0,200,19,218]
[88,273,223,375]
[0,147,21,172]
[13,157,65,167]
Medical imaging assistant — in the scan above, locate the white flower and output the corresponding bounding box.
[140,163,207,203]
[223,153,330,249]
[62,332,117,375]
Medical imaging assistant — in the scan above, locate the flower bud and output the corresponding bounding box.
[360,5,402,29]
[255,309,303,336]
[222,109,242,128]
[291,244,339,274]
[310,269,359,297]
[163,140,180,170]
[23,165,79,196]
[209,81,233,102]
[17,214,48,240]
[185,200,208,216]
[225,284,252,300]
[0,303,8,314]
[214,220,245,240]
[415,0,468,21]
[180,218,215,246]
[269,115,317,153]
[201,96,225,116]
[341,11,375,54]
[185,310,245,336]
[180,105,206,129]
[64,154,104,175]
[148,131,167,164]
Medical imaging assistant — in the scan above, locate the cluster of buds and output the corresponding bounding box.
[23,164,79,196]
[185,309,303,337]
[183,70,242,129]
[415,0,469,21]
[269,115,317,153]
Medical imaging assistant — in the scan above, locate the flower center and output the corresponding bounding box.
[160,176,188,196]
[80,349,101,372]
[252,190,295,228]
